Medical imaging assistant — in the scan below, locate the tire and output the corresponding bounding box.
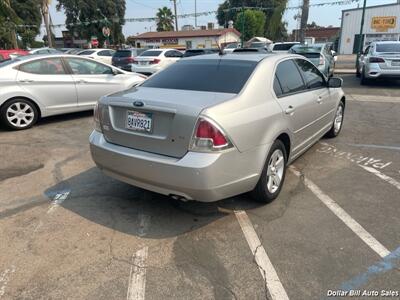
[360,68,369,85]
[356,69,361,77]
[0,98,39,130]
[251,140,287,203]
[325,101,345,138]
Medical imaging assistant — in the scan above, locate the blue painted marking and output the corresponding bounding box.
[340,246,400,291]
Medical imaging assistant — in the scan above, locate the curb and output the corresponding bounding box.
[334,69,356,74]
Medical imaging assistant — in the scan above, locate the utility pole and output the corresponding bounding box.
[299,0,309,43]
[355,0,367,71]
[195,0,197,28]
[41,0,53,48]
[171,0,178,31]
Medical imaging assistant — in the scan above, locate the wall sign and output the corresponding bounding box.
[371,16,397,32]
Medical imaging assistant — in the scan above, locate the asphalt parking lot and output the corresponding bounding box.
[0,74,399,300]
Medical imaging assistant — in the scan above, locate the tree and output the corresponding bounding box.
[299,0,309,43]
[234,9,265,42]
[156,7,174,32]
[41,0,53,47]
[57,0,126,46]
[217,0,288,41]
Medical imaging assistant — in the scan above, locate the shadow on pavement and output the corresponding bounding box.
[45,167,264,239]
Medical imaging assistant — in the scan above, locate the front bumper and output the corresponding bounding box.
[89,131,269,202]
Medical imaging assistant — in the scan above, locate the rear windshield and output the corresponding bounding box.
[298,53,320,59]
[141,59,258,94]
[273,43,296,51]
[114,50,132,57]
[139,50,162,57]
[376,43,400,53]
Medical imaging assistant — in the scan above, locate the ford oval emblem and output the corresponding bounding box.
[133,101,144,107]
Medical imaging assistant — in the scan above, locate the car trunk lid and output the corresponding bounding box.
[375,53,400,70]
[101,87,235,158]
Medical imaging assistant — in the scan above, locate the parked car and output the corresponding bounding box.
[0,54,146,130]
[0,49,28,62]
[357,41,400,85]
[132,48,183,74]
[112,48,146,71]
[233,48,270,54]
[290,43,335,77]
[78,49,116,65]
[90,53,345,203]
[183,48,220,57]
[28,47,61,55]
[270,42,300,53]
[64,48,83,55]
[223,42,241,54]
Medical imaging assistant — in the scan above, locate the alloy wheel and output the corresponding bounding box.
[266,149,285,194]
[6,102,35,128]
[334,105,343,134]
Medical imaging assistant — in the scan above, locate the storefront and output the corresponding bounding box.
[339,3,400,54]
[131,28,241,50]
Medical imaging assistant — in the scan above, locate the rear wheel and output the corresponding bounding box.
[360,68,370,85]
[0,99,38,130]
[251,140,287,203]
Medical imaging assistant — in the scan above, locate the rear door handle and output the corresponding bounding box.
[19,79,34,83]
[317,97,323,104]
[285,106,295,115]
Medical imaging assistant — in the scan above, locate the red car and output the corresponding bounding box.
[0,49,28,62]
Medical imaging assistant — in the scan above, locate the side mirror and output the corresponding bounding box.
[328,77,342,88]
[112,68,120,75]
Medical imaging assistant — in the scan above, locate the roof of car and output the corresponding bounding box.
[182,52,298,63]
[370,41,400,44]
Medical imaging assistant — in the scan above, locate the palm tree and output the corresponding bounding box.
[156,7,174,32]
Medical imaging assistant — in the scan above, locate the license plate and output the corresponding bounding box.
[139,61,147,66]
[392,61,400,66]
[126,111,152,133]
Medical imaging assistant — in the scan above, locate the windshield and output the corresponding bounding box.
[139,50,162,57]
[141,59,258,94]
[226,43,238,49]
[250,42,265,48]
[114,50,132,57]
[376,43,400,53]
[273,43,297,51]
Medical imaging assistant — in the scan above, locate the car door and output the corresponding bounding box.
[16,57,78,114]
[64,57,126,109]
[273,59,322,156]
[295,58,336,133]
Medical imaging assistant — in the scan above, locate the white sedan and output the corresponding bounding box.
[78,49,116,65]
[0,54,146,130]
[132,48,183,74]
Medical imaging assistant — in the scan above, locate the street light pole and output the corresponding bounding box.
[195,0,197,28]
[171,0,178,31]
[356,0,367,71]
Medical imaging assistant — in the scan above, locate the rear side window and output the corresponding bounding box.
[275,60,305,95]
[273,75,283,97]
[295,59,325,89]
[141,59,258,94]
[19,58,66,75]
[78,50,95,56]
[139,50,162,57]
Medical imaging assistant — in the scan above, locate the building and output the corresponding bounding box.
[339,2,400,54]
[291,27,340,43]
[130,28,241,50]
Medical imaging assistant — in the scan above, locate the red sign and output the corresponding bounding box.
[91,39,99,47]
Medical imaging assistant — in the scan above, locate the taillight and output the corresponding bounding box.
[319,55,325,65]
[190,117,233,152]
[126,57,134,63]
[93,102,102,133]
[132,58,138,64]
[150,58,160,64]
[369,57,385,63]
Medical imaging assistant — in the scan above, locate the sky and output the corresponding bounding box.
[42,0,399,39]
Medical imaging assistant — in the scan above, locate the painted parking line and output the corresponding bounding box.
[47,190,70,214]
[290,166,391,258]
[235,210,289,300]
[127,247,148,300]
[360,166,400,191]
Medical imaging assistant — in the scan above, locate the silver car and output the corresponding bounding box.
[0,55,146,130]
[357,41,400,85]
[90,53,345,203]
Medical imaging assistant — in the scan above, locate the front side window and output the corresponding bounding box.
[65,58,113,75]
[274,60,305,95]
[19,58,66,75]
[141,59,258,94]
[78,50,95,56]
[295,59,325,89]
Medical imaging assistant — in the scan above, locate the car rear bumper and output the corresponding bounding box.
[131,65,161,74]
[89,130,269,202]
[365,64,400,79]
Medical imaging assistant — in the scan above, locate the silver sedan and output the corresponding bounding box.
[0,55,146,130]
[90,53,345,203]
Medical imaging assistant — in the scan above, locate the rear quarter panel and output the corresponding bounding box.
[202,59,290,154]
